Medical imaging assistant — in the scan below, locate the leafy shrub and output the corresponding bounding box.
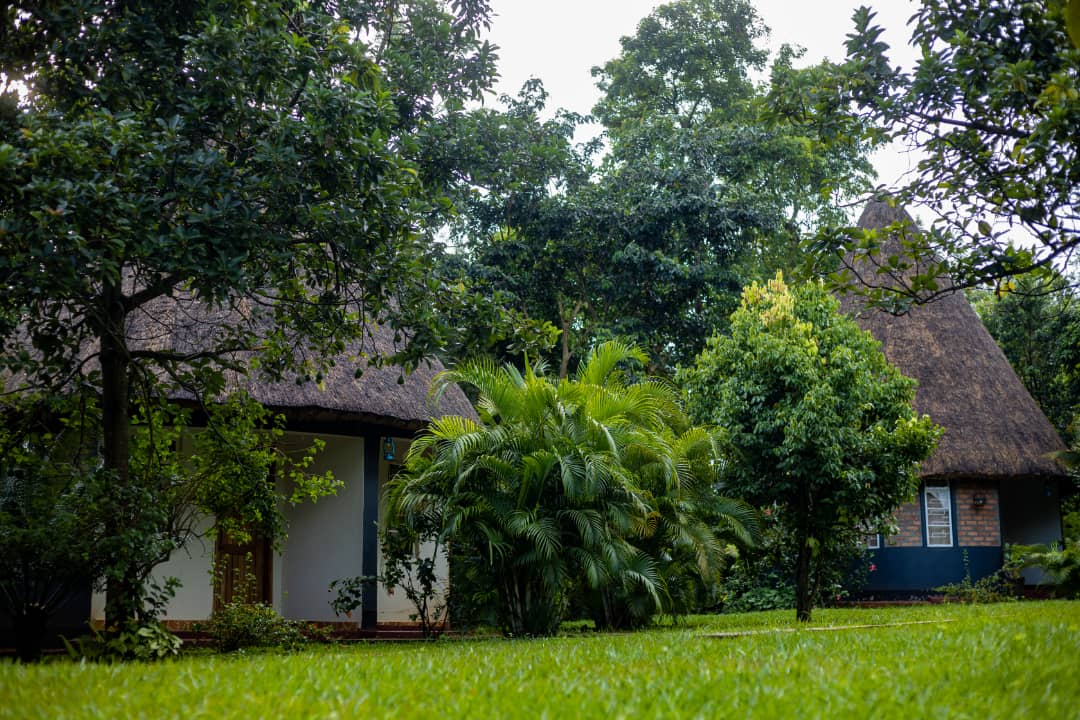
[329,523,449,639]
[63,577,183,662]
[1012,540,1080,598]
[388,342,758,636]
[935,549,1020,603]
[64,620,182,662]
[1062,494,1080,541]
[206,602,306,652]
[719,567,795,613]
[717,506,868,613]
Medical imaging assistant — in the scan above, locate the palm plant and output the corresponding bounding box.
[387,340,758,635]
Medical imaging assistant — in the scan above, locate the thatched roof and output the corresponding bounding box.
[838,201,1065,479]
[132,294,477,431]
[6,291,476,432]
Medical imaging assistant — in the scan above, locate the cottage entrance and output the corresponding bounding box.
[213,529,272,608]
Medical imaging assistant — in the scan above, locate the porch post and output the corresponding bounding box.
[361,434,381,630]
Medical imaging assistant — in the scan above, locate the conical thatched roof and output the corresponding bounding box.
[839,201,1065,479]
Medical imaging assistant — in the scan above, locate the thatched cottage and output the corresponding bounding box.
[842,202,1066,595]
[3,293,475,640]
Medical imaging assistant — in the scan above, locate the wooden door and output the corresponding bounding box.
[214,529,272,609]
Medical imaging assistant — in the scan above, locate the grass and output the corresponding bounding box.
[2,601,1078,719]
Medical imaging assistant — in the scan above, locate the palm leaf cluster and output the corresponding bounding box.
[386,340,758,635]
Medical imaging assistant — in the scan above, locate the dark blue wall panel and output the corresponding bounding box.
[862,546,1003,594]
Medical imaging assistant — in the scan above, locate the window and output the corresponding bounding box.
[865,532,880,550]
[923,480,953,547]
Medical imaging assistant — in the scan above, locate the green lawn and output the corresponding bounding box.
[2,602,1078,719]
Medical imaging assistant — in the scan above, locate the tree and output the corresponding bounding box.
[455,1,875,377]
[386,341,758,635]
[800,2,1080,306]
[0,0,497,628]
[973,274,1080,437]
[680,274,940,620]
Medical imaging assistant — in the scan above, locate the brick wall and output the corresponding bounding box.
[954,480,1001,547]
[886,500,923,547]
[883,480,1002,549]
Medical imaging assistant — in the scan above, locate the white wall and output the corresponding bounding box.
[120,430,452,625]
[278,433,366,622]
[155,513,216,621]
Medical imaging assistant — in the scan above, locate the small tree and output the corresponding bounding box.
[681,274,940,620]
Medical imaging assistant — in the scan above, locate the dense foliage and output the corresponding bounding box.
[205,602,309,652]
[973,275,1080,437]
[0,0,506,628]
[386,341,758,635]
[0,396,109,661]
[681,275,940,620]
[792,1,1080,307]
[451,0,874,376]
[0,390,331,660]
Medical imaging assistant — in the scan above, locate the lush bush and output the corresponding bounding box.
[720,567,796,613]
[717,505,870,613]
[1013,540,1080,598]
[206,603,307,652]
[0,395,114,662]
[388,341,758,636]
[63,620,182,662]
[62,577,182,662]
[1064,500,1080,542]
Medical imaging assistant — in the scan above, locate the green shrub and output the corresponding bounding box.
[720,567,795,613]
[716,507,869,613]
[206,602,307,652]
[1062,494,1080,541]
[1012,540,1080,598]
[935,549,1020,603]
[62,577,183,662]
[64,620,182,662]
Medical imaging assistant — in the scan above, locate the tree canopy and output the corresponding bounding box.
[791,1,1080,306]
[680,274,940,620]
[451,0,875,377]
[0,0,501,627]
[973,274,1080,437]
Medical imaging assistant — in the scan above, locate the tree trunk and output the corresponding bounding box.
[556,298,584,379]
[559,319,571,380]
[99,282,138,629]
[794,534,813,622]
[13,604,48,663]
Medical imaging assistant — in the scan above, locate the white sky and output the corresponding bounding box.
[484,0,922,187]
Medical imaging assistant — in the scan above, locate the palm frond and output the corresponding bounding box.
[576,339,649,387]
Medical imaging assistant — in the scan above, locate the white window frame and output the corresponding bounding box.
[865,532,880,550]
[923,479,954,547]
